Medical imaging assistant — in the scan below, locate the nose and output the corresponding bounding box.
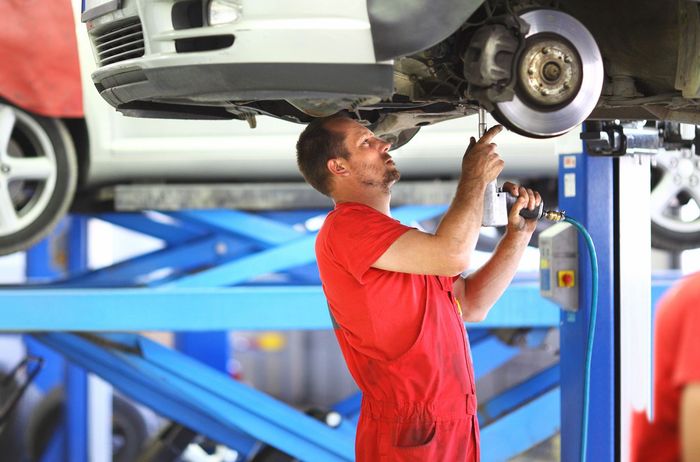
[378,138,392,152]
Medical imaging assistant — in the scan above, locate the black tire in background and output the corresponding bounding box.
[26,387,148,462]
[650,149,700,251]
[0,102,77,256]
[0,371,42,461]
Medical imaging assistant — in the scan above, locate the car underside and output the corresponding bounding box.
[86,0,700,144]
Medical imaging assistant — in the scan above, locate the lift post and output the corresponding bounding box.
[559,122,657,461]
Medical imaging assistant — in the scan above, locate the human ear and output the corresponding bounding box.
[327,158,349,177]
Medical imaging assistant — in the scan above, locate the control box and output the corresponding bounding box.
[539,222,578,311]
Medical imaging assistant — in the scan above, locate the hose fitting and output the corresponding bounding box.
[543,210,566,222]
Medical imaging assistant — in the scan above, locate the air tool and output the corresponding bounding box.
[478,108,565,226]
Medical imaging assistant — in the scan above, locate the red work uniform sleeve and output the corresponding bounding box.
[326,205,411,283]
[672,284,700,387]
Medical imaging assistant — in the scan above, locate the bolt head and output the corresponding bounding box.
[0,164,9,174]
[564,55,573,63]
[528,68,534,76]
[671,158,679,168]
[215,242,228,256]
[674,175,683,185]
[542,47,550,54]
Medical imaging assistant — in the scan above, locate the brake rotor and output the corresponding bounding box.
[493,10,603,138]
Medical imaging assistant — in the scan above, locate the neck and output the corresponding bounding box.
[333,189,392,216]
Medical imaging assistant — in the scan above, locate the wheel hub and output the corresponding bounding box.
[677,158,695,179]
[519,39,582,107]
[493,9,604,137]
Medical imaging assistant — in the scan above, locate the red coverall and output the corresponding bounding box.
[316,202,479,461]
[631,271,700,462]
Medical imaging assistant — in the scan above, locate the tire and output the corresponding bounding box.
[0,102,77,255]
[0,371,42,461]
[650,149,700,250]
[26,387,148,462]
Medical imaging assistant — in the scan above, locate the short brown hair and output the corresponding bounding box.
[296,114,351,196]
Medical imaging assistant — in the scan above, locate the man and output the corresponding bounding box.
[296,114,541,461]
[631,271,700,462]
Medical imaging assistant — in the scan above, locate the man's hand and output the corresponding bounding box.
[461,125,505,185]
[502,181,542,235]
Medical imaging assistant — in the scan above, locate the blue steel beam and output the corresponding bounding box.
[479,364,559,423]
[165,236,316,288]
[333,392,362,417]
[471,336,520,379]
[164,205,450,288]
[480,388,560,462]
[0,283,570,331]
[67,215,90,462]
[0,280,674,331]
[171,210,305,246]
[56,235,256,287]
[33,333,355,462]
[98,213,206,244]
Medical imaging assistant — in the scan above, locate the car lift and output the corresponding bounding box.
[0,126,677,461]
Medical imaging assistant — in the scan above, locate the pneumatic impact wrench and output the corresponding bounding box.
[477,108,564,226]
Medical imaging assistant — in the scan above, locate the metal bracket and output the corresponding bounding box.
[582,121,670,156]
[581,121,628,156]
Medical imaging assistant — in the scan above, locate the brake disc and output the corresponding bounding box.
[493,10,604,137]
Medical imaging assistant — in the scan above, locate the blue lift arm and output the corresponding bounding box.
[32,332,355,461]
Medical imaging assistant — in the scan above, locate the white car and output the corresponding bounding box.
[0,0,697,256]
[80,0,700,139]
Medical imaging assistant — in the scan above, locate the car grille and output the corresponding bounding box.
[94,17,145,66]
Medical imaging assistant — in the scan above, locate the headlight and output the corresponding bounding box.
[208,0,243,26]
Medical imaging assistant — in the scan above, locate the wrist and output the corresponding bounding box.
[504,226,534,242]
[457,175,489,194]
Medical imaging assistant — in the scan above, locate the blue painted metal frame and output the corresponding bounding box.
[558,152,616,461]
[9,202,678,462]
[0,284,568,330]
[33,332,355,461]
[471,335,521,379]
[66,215,89,462]
[479,364,559,424]
[480,388,560,462]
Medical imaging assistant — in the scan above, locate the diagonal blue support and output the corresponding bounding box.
[171,210,305,246]
[332,392,362,417]
[258,210,330,226]
[479,364,559,423]
[466,327,492,345]
[166,205,452,288]
[471,335,520,379]
[32,333,355,462]
[98,213,206,244]
[164,235,318,288]
[480,388,560,462]
[56,235,255,287]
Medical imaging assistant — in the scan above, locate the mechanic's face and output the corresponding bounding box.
[329,118,399,192]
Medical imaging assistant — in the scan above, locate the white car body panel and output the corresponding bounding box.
[73,0,572,188]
